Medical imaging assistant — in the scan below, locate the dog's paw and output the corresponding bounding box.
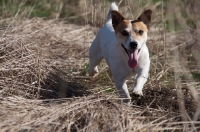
[88,67,99,76]
[133,90,143,96]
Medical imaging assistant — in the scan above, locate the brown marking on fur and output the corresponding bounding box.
[132,21,148,33]
[115,20,131,39]
[112,9,152,33]
[111,10,125,29]
[115,20,130,32]
[115,20,148,41]
[132,21,148,41]
[112,10,152,42]
[138,9,152,28]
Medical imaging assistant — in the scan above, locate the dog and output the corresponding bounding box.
[88,2,152,101]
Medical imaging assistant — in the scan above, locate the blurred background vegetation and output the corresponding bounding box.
[0,0,198,29]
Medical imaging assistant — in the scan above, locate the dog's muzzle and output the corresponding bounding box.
[121,44,141,56]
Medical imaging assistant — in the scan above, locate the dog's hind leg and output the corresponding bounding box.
[88,36,103,76]
[88,57,102,76]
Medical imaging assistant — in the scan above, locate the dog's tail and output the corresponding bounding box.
[106,2,118,23]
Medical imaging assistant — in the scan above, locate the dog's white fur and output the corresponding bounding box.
[88,2,152,100]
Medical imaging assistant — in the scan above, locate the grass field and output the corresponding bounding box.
[0,0,200,131]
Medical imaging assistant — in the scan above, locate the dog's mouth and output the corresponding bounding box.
[121,44,139,69]
[127,49,139,69]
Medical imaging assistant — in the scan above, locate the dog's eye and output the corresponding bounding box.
[138,30,143,35]
[121,30,129,36]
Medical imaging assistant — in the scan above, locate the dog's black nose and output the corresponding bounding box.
[130,42,138,49]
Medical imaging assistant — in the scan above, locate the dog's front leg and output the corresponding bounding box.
[133,68,149,96]
[114,78,131,102]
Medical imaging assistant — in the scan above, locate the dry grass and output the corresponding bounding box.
[0,0,200,131]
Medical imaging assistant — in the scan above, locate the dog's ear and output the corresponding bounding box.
[138,9,152,28]
[111,10,125,29]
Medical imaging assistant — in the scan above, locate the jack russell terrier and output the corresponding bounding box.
[88,2,152,101]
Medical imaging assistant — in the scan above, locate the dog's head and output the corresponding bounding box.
[111,9,152,68]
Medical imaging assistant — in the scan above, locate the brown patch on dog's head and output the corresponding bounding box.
[111,9,152,32]
[137,9,152,29]
[114,20,131,35]
[132,21,148,32]
[130,21,148,42]
[113,20,149,41]
[111,10,125,29]
[111,9,152,47]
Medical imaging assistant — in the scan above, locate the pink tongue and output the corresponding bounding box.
[128,50,138,68]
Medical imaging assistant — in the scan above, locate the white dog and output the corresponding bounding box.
[88,2,152,101]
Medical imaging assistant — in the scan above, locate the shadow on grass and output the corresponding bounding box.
[40,66,91,99]
[131,86,198,120]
